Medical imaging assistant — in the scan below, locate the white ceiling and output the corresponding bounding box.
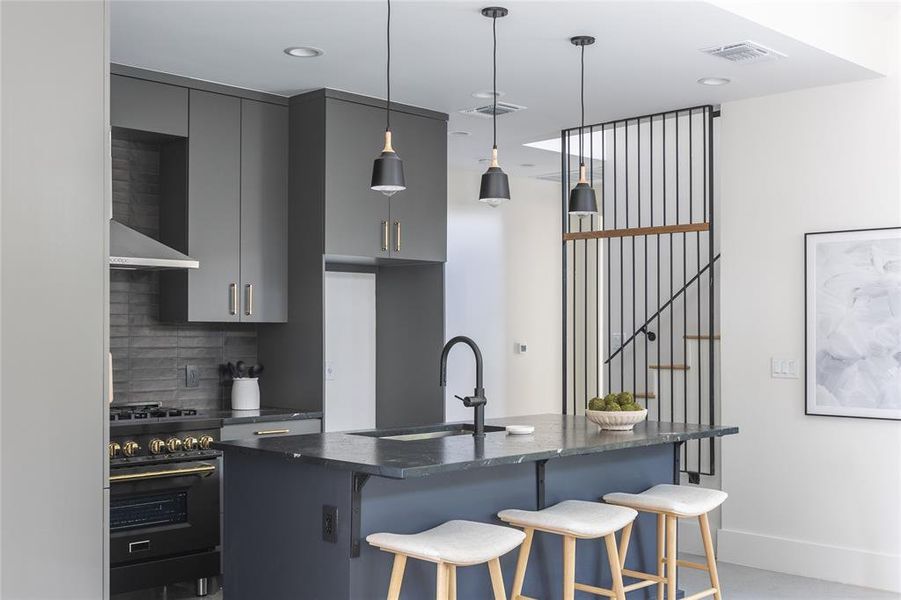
[111,0,880,178]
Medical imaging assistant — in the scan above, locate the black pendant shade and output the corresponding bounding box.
[568,180,597,216]
[371,132,406,196]
[371,0,406,197]
[479,165,510,208]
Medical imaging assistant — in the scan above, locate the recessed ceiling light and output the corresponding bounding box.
[478,158,491,164]
[472,89,505,99]
[448,130,471,137]
[697,77,730,86]
[520,163,535,168]
[284,46,324,58]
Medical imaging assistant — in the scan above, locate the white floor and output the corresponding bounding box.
[112,559,901,599]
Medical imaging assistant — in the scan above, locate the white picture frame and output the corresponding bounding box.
[805,227,901,420]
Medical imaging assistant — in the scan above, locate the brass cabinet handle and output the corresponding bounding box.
[109,463,216,483]
[244,283,254,316]
[229,283,238,316]
[254,428,290,436]
[381,221,389,252]
[394,221,401,252]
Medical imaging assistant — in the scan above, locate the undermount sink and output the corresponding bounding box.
[351,423,506,441]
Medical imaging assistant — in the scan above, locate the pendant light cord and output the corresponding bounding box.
[579,44,585,168]
[386,0,391,132]
[492,13,497,150]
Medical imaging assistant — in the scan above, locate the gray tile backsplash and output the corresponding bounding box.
[111,137,257,409]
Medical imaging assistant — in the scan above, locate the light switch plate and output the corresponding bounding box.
[771,357,800,379]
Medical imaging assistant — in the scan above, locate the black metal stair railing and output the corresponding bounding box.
[562,105,718,477]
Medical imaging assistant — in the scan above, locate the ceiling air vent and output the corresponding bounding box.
[701,41,786,64]
[460,102,526,119]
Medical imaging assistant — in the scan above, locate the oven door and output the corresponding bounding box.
[109,459,220,566]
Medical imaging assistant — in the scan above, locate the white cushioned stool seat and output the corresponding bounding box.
[604,484,727,517]
[366,520,525,566]
[498,500,637,539]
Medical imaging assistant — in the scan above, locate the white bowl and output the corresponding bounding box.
[585,408,648,431]
[506,425,535,435]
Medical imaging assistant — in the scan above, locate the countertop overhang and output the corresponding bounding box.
[213,414,738,479]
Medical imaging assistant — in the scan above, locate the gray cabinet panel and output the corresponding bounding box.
[188,90,242,321]
[388,112,447,262]
[324,99,390,259]
[221,418,321,441]
[111,75,188,137]
[240,100,288,323]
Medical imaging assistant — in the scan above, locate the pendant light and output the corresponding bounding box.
[568,35,598,216]
[371,0,406,196]
[478,6,510,208]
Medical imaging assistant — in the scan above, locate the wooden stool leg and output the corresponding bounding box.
[618,521,633,569]
[387,553,407,600]
[562,535,576,600]
[447,564,457,600]
[488,558,506,600]
[511,528,534,600]
[665,515,677,600]
[656,513,665,600]
[699,513,722,600]
[435,563,448,600]
[605,533,626,600]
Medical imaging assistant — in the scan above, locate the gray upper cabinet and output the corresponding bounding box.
[324,99,391,259]
[110,75,188,137]
[240,100,288,323]
[317,93,447,262]
[186,90,242,322]
[388,110,448,262]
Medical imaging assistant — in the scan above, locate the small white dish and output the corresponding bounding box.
[506,425,535,435]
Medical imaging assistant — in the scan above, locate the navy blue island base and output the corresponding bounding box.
[216,414,737,600]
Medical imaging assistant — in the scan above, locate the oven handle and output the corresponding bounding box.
[109,463,216,483]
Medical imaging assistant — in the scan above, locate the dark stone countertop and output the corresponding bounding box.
[213,413,738,479]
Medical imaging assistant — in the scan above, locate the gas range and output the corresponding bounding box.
[108,403,219,465]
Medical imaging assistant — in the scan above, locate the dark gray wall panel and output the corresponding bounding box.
[111,74,188,137]
[376,263,445,428]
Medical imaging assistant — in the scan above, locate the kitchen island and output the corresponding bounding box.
[216,414,737,599]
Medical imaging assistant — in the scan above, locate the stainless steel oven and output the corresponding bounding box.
[109,415,221,595]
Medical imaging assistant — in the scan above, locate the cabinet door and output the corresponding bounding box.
[324,99,390,259]
[188,90,241,321]
[388,111,447,262]
[240,100,288,323]
[110,75,188,137]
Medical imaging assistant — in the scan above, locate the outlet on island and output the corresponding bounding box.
[322,505,338,543]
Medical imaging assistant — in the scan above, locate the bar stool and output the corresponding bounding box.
[366,520,526,600]
[498,500,638,600]
[604,484,727,600]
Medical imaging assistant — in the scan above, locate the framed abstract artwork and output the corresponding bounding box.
[805,227,901,420]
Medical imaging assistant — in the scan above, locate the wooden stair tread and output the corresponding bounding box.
[684,334,721,340]
[648,364,690,370]
[634,392,656,399]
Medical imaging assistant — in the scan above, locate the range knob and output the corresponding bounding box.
[122,441,141,457]
[199,435,214,450]
[148,439,166,455]
[108,442,121,459]
[165,437,182,452]
[183,436,199,451]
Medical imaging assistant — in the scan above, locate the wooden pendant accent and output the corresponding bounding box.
[382,130,394,153]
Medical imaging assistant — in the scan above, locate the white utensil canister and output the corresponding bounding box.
[231,377,260,411]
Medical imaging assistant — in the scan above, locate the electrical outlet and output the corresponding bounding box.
[322,505,338,543]
[324,361,336,381]
[185,365,200,388]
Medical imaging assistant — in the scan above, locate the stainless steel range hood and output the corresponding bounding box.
[109,219,199,270]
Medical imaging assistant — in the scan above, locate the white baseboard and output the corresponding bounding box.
[718,528,901,593]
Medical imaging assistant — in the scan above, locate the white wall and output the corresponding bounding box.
[444,169,562,421]
[1,1,109,597]
[717,11,901,592]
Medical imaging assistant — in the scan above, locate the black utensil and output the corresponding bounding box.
[249,364,264,378]
[227,362,238,379]
[236,361,246,378]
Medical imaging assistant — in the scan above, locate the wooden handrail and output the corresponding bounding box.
[563,222,709,241]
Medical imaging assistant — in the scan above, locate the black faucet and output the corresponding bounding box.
[439,336,487,438]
